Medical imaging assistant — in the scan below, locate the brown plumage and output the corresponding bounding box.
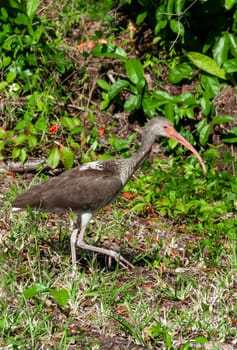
[12,117,206,270]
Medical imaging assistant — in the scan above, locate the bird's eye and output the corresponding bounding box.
[163,125,168,129]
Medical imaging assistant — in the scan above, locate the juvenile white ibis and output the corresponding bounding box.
[12,117,206,269]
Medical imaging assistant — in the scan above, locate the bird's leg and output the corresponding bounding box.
[70,228,79,266]
[76,224,134,269]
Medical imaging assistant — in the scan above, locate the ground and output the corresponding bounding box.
[1,2,237,349]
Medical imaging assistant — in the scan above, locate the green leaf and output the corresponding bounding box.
[198,120,211,146]
[212,35,229,66]
[49,288,69,307]
[92,44,127,59]
[14,13,28,25]
[186,52,226,79]
[12,148,20,159]
[0,82,8,91]
[19,149,27,163]
[3,56,11,68]
[225,0,237,10]
[0,128,6,139]
[154,19,167,34]
[35,115,46,131]
[200,75,220,99]
[26,0,40,18]
[168,63,193,83]
[223,58,237,73]
[96,79,110,91]
[0,140,5,151]
[59,146,74,169]
[178,93,196,105]
[199,96,211,116]
[16,134,27,145]
[108,80,130,100]
[228,126,237,135]
[109,134,135,152]
[223,136,237,143]
[211,115,233,125]
[47,147,61,169]
[153,90,174,102]
[175,0,186,14]
[60,117,81,130]
[125,58,145,89]
[28,135,38,149]
[195,336,208,344]
[6,71,16,83]
[170,19,184,37]
[142,93,158,118]
[100,95,110,110]
[23,283,47,298]
[0,7,8,20]
[136,11,147,25]
[14,119,27,131]
[129,202,147,212]
[227,33,237,57]
[124,95,141,111]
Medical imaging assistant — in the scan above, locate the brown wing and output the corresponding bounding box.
[13,165,123,213]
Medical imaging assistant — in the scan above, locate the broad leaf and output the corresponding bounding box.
[19,149,27,163]
[93,44,127,59]
[187,52,226,79]
[96,79,110,91]
[199,96,211,116]
[108,80,130,100]
[49,288,69,307]
[227,33,237,57]
[0,82,8,91]
[125,58,145,89]
[223,58,237,73]
[47,146,60,169]
[35,115,46,131]
[26,0,40,18]
[200,75,221,99]
[170,19,184,37]
[211,115,233,125]
[6,71,16,83]
[225,0,237,10]
[136,11,147,25]
[124,94,141,111]
[15,13,28,25]
[59,146,74,169]
[223,136,237,143]
[178,93,197,105]
[23,284,47,298]
[198,120,211,146]
[212,35,229,66]
[168,63,193,83]
[60,116,81,130]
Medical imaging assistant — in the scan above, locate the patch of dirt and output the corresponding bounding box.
[212,86,237,167]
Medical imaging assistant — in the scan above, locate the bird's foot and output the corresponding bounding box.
[74,231,135,270]
[107,250,134,269]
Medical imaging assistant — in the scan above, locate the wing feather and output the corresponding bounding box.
[13,165,123,213]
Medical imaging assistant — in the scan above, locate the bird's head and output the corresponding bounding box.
[146,117,207,174]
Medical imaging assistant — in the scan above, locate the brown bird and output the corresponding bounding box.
[12,117,206,269]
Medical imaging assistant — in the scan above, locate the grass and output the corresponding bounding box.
[1,159,237,349]
[1,0,237,348]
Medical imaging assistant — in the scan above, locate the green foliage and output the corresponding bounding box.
[186,52,226,80]
[0,0,75,165]
[23,283,69,307]
[123,154,237,252]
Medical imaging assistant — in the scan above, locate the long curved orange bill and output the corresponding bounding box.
[167,125,207,174]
